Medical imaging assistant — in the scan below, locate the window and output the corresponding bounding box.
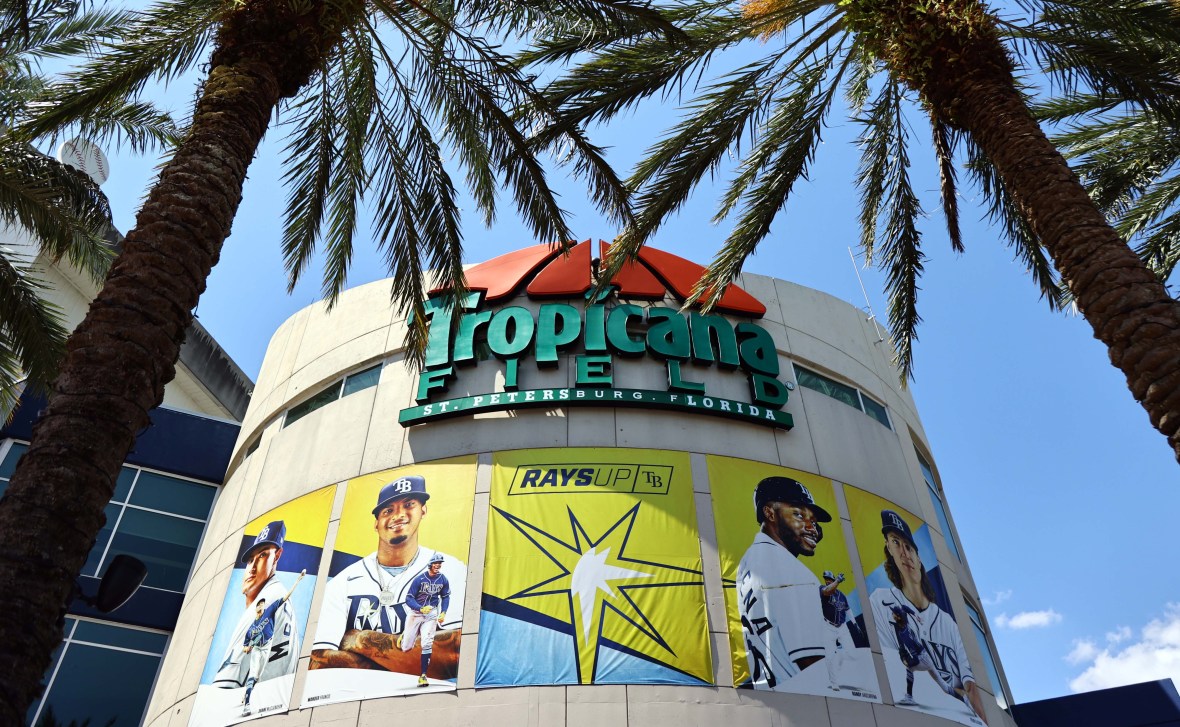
[284,363,382,427]
[793,365,893,429]
[1,440,217,593]
[0,440,29,497]
[29,617,169,727]
[964,601,1010,710]
[916,449,962,561]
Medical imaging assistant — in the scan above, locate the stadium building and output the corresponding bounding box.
[138,241,1020,727]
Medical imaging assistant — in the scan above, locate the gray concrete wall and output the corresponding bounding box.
[144,270,1015,727]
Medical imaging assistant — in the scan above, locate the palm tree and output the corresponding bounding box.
[0,0,174,417]
[1036,0,1180,289]
[0,0,673,719]
[530,0,1180,460]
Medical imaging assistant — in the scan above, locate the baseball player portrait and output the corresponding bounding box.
[868,509,989,724]
[241,569,307,713]
[310,475,466,683]
[213,520,302,692]
[736,476,832,690]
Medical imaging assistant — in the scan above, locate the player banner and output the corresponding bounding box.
[190,484,335,727]
[476,448,711,686]
[845,486,989,726]
[301,457,476,707]
[708,457,880,701]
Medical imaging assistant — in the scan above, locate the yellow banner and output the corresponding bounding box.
[709,456,880,701]
[478,448,711,686]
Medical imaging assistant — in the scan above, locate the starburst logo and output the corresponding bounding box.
[490,503,706,683]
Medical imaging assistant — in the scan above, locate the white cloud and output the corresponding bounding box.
[1065,640,1098,665]
[1105,626,1132,645]
[1068,603,1180,693]
[995,609,1063,630]
[983,589,1013,607]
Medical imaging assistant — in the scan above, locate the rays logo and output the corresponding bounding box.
[390,478,413,493]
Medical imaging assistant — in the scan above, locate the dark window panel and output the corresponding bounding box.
[102,509,204,592]
[284,383,342,427]
[861,395,892,429]
[343,364,382,396]
[129,471,216,520]
[33,640,161,727]
[72,621,168,653]
[794,366,862,410]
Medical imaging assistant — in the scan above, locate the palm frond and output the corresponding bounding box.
[18,0,222,142]
[931,117,963,253]
[1136,212,1180,281]
[0,139,114,282]
[1019,0,1180,122]
[691,47,854,311]
[0,247,70,391]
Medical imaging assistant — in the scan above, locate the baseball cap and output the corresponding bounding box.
[242,520,286,563]
[429,554,444,565]
[880,509,916,547]
[372,475,430,515]
[754,476,832,524]
[822,570,836,580]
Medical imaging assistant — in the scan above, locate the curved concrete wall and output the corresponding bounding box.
[145,271,1016,727]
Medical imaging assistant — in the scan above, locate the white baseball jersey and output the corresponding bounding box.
[869,586,976,690]
[737,532,826,690]
[312,547,465,650]
[213,576,299,688]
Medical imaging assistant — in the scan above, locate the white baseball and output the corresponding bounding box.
[56,138,110,186]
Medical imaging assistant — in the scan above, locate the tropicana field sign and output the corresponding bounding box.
[398,241,794,429]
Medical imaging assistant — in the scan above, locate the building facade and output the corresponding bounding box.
[144,242,1017,727]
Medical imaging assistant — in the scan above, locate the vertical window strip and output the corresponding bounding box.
[916,450,962,561]
[964,601,1011,710]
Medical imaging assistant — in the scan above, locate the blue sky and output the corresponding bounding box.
[76,29,1179,706]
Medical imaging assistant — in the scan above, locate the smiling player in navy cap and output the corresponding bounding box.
[737,476,835,691]
[310,475,467,688]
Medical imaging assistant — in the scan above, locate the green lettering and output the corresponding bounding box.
[487,306,535,359]
[606,304,645,356]
[737,322,779,375]
[453,309,493,364]
[645,308,691,360]
[667,360,705,393]
[749,373,789,408]
[420,292,479,368]
[576,354,613,386]
[536,304,582,366]
[585,305,607,353]
[415,366,454,403]
[690,312,739,368]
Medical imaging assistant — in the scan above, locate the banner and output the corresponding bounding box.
[302,458,476,706]
[477,448,711,686]
[845,486,989,726]
[191,485,335,726]
[708,457,880,700]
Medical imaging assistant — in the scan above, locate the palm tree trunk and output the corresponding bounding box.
[950,74,1180,463]
[886,2,1180,463]
[0,3,341,719]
